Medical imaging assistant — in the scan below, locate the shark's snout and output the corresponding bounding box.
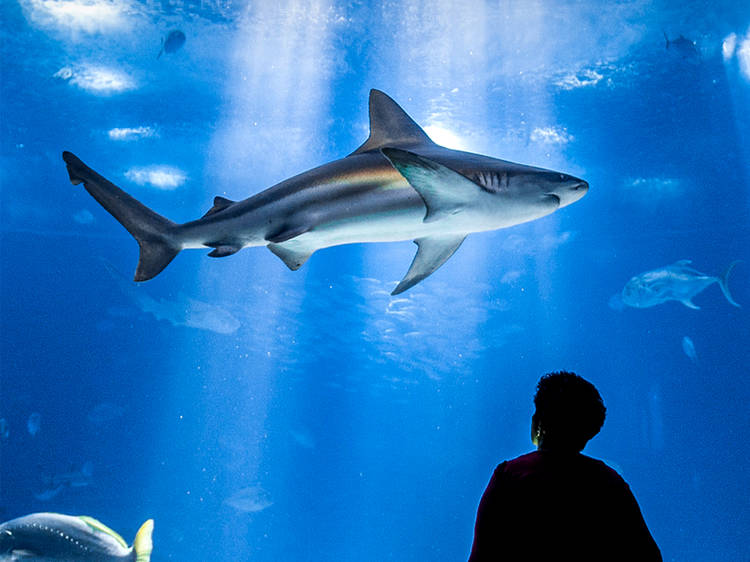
[553,177,588,207]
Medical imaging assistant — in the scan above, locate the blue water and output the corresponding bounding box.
[2,1,749,560]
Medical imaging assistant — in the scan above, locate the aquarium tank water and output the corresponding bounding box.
[1,1,749,560]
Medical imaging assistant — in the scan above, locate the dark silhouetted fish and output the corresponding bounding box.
[663,31,699,60]
[157,30,185,59]
[0,512,153,561]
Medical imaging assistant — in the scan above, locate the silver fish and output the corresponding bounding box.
[621,260,740,309]
[62,90,587,295]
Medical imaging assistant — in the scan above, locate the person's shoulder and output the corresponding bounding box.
[498,451,540,475]
[580,454,629,485]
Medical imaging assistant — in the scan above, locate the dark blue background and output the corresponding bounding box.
[2,1,749,560]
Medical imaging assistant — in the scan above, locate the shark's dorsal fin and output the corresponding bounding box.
[351,90,435,155]
[202,196,236,218]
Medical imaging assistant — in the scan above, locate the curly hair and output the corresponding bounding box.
[533,371,607,451]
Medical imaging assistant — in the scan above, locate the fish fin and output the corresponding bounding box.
[207,244,242,258]
[350,90,435,155]
[267,243,313,270]
[202,196,236,218]
[392,235,466,295]
[77,516,128,549]
[62,151,181,281]
[681,299,700,310]
[718,260,741,307]
[266,222,312,244]
[381,147,482,223]
[132,519,154,562]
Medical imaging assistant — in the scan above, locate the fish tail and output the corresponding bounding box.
[63,152,182,281]
[132,519,154,562]
[718,260,741,307]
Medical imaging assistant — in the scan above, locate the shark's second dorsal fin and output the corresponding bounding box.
[351,90,435,155]
[202,196,236,218]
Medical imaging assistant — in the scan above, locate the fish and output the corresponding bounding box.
[62,89,588,295]
[682,336,697,361]
[34,462,94,500]
[26,413,41,437]
[0,512,152,561]
[102,261,240,334]
[663,31,699,60]
[157,30,185,59]
[621,260,741,310]
[87,402,125,425]
[224,485,273,513]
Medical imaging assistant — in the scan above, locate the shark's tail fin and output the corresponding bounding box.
[132,519,154,562]
[63,152,181,281]
[718,260,741,307]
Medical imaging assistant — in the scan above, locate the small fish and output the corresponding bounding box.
[0,512,153,561]
[27,412,41,437]
[663,31,699,60]
[87,402,125,425]
[621,260,741,310]
[224,485,273,513]
[682,336,697,361]
[157,30,186,59]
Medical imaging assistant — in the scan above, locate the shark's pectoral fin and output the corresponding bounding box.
[392,234,466,295]
[381,148,483,223]
[202,196,236,218]
[268,243,313,271]
[207,244,242,258]
[681,299,700,310]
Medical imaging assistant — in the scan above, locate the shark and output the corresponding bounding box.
[0,513,152,561]
[63,89,588,295]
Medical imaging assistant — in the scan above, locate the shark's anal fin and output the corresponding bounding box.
[202,196,236,218]
[392,235,466,295]
[381,148,483,223]
[267,243,313,271]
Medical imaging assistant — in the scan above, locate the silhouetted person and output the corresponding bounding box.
[469,371,661,561]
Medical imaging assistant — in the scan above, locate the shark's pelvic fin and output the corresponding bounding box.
[133,519,154,562]
[62,152,181,282]
[351,89,435,155]
[267,243,313,270]
[381,147,482,223]
[392,234,466,295]
[202,196,236,218]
